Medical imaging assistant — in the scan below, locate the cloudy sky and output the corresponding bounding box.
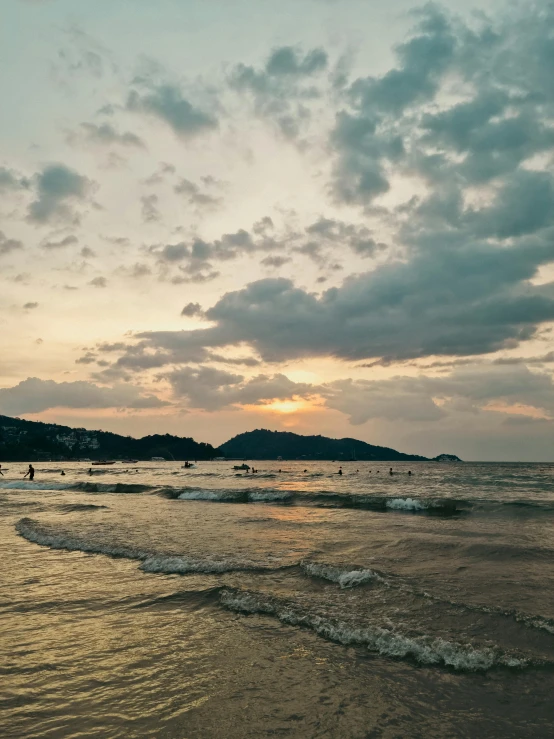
[1,0,554,460]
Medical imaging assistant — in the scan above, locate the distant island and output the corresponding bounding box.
[0,416,461,462]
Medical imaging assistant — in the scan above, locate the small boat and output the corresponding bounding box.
[233,463,250,471]
[92,460,116,466]
[120,460,138,464]
[151,457,165,461]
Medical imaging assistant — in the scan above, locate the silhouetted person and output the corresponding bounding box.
[389,468,393,475]
[88,468,93,475]
[0,464,3,476]
[61,471,65,476]
[24,464,35,481]
[408,470,412,476]
[338,467,343,476]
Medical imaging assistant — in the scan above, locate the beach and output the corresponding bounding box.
[1,460,554,738]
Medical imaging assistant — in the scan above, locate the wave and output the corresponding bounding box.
[0,481,76,491]
[57,503,108,512]
[4,477,552,518]
[301,560,554,637]
[172,487,468,514]
[218,588,527,672]
[301,561,385,588]
[0,480,154,494]
[15,518,286,575]
[70,482,154,494]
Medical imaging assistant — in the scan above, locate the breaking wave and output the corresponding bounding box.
[15,518,286,575]
[219,589,528,672]
[172,487,468,514]
[301,561,385,588]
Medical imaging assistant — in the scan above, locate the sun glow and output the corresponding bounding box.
[262,399,310,414]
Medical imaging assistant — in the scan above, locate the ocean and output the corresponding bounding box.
[1,460,553,738]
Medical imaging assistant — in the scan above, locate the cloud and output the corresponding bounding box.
[165,366,314,411]
[141,194,160,222]
[23,302,39,310]
[27,164,95,225]
[0,231,23,256]
[329,3,554,206]
[0,166,30,193]
[41,235,79,250]
[147,215,382,280]
[261,255,291,268]
[89,276,107,288]
[174,178,222,209]
[0,377,167,415]
[181,302,204,317]
[127,83,217,138]
[231,45,329,139]
[324,364,554,424]
[129,226,554,363]
[72,122,145,149]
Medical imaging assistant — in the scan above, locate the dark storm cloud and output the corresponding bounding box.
[0,231,23,256]
[27,164,95,225]
[0,377,167,415]
[126,83,217,138]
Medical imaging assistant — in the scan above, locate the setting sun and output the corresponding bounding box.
[263,399,309,414]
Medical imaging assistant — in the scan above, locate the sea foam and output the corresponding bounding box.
[219,589,527,672]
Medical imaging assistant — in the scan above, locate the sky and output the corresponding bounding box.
[1,0,554,461]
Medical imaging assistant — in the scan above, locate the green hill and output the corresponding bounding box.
[218,429,429,461]
[0,415,216,462]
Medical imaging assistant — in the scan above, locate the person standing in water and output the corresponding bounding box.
[24,464,35,481]
[389,468,393,475]
[338,467,343,476]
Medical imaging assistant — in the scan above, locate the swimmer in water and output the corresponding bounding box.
[389,468,393,475]
[338,467,343,476]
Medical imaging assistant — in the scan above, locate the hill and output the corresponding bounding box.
[0,415,216,462]
[218,429,429,462]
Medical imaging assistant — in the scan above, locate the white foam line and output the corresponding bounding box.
[219,590,527,672]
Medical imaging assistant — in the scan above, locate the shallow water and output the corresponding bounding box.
[1,460,553,737]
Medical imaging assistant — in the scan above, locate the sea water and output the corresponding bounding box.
[1,460,553,738]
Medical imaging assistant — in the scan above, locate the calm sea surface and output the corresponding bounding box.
[1,460,554,738]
